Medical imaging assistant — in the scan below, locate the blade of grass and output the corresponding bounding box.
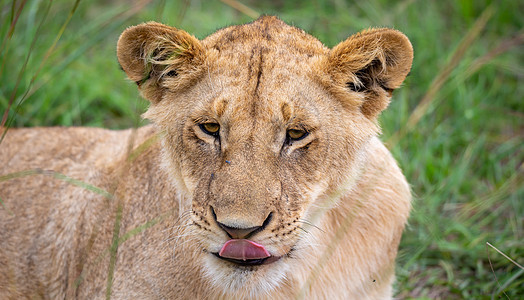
[11,169,113,198]
[0,0,81,143]
[386,5,494,148]
[0,195,13,215]
[494,269,524,299]
[486,242,511,300]
[458,173,522,225]
[0,0,51,127]
[104,125,149,299]
[0,0,30,123]
[220,0,259,19]
[8,2,145,127]
[105,124,144,299]
[487,242,524,271]
[154,0,166,20]
[74,133,164,292]
[73,211,171,290]
[0,0,27,67]
[464,29,524,78]
[173,0,190,27]
[1,0,153,140]
[31,0,82,79]
[426,30,524,112]
[0,168,114,199]
[9,0,154,127]
[106,199,122,300]
[10,0,17,22]
[24,0,41,40]
[0,129,160,295]
[127,132,161,162]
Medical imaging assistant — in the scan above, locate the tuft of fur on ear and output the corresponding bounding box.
[326,28,413,119]
[117,22,205,103]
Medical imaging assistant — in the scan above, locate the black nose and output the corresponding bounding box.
[212,208,273,239]
[217,223,260,239]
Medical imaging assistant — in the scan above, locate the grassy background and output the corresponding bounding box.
[1,0,523,298]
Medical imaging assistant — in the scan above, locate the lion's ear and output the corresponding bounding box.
[327,28,413,118]
[117,22,205,103]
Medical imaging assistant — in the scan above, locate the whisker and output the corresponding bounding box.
[298,219,325,233]
[163,231,198,244]
[161,228,197,246]
[172,236,202,250]
[297,226,310,235]
[163,222,193,234]
[161,210,193,234]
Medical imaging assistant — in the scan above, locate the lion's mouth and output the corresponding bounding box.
[213,253,281,266]
[213,239,281,266]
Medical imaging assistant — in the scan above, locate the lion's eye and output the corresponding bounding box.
[199,123,220,137]
[287,129,308,141]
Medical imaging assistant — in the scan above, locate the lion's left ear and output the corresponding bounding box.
[327,28,413,118]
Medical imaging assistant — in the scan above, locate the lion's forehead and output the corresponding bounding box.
[202,52,325,126]
[202,20,325,96]
[202,16,327,58]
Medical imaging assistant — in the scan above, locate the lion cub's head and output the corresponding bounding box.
[117,16,412,295]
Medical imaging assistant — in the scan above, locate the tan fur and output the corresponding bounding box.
[0,16,413,299]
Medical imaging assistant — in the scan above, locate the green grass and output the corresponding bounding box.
[1,0,523,298]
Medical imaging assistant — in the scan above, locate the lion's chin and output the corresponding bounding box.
[202,253,290,296]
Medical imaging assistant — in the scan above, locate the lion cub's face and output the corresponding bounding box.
[118,17,412,294]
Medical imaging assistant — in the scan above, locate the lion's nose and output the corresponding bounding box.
[212,208,273,239]
[217,223,260,239]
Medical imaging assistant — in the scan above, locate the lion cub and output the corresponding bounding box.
[0,16,412,299]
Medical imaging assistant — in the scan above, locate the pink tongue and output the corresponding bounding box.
[219,239,271,261]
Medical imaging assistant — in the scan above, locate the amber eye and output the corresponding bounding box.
[287,129,308,141]
[199,123,220,137]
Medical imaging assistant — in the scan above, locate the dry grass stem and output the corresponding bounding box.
[220,0,260,19]
[386,5,494,148]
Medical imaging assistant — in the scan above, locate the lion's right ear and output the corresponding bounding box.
[117,22,205,103]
